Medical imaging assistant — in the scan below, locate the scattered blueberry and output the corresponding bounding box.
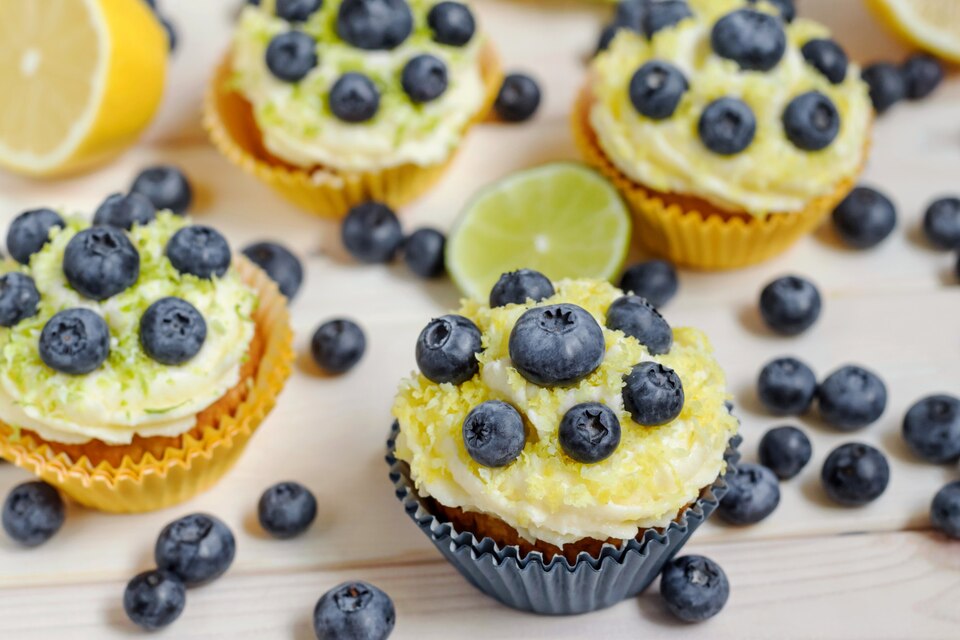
[242,241,303,300]
[659,555,729,623]
[2,481,65,547]
[427,1,474,47]
[162,18,177,52]
[642,0,692,39]
[628,60,688,120]
[718,462,780,524]
[462,400,526,467]
[6,208,64,264]
[166,225,232,280]
[698,97,756,155]
[922,197,960,250]
[782,91,839,151]
[758,275,821,336]
[314,581,396,640]
[862,63,905,114]
[63,226,140,300]
[329,72,381,123]
[902,53,943,100]
[140,297,207,366]
[817,365,887,430]
[401,54,448,103]
[341,201,403,263]
[39,308,111,375]
[403,228,445,278]
[0,272,40,328]
[758,426,812,480]
[508,303,605,386]
[622,361,684,426]
[494,73,541,123]
[605,295,672,355]
[155,513,236,587]
[902,394,960,464]
[93,192,156,230]
[310,318,366,374]
[748,0,795,22]
[265,31,318,82]
[831,186,897,249]
[489,269,554,307]
[558,402,621,463]
[931,482,960,539]
[618,259,678,308]
[821,443,890,506]
[130,165,193,214]
[800,38,848,84]
[415,314,482,384]
[336,0,412,50]
[711,9,786,72]
[275,0,322,22]
[258,481,317,539]
[757,356,817,415]
[123,570,186,631]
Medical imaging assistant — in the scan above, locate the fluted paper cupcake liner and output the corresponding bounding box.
[387,423,741,615]
[0,257,294,513]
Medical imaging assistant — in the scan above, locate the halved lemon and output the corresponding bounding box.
[868,0,960,63]
[0,0,167,177]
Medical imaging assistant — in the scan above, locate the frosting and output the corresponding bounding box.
[589,0,872,216]
[393,280,738,547]
[0,213,257,445]
[231,0,488,171]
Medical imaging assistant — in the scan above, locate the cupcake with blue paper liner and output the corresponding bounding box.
[574,0,873,269]
[206,0,502,217]
[387,271,739,614]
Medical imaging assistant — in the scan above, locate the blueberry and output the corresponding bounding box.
[155,513,236,587]
[782,91,840,151]
[257,481,318,539]
[628,60,688,120]
[162,18,177,52]
[902,394,960,464]
[832,186,897,249]
[618,259,678,308]
[489,269,554,307]
[0,272,40,328]
[659,555,729,623]
[931,481,960,539]
[314,581,396,640]
[341,201,403,263]
[718,462,780,524]
[310,318,366,374]
[265,31,318,82]
[605,295,672,355]
[93,192,156,230]
[508,303,605,386]
[63,226,140,300]
[817,365,887,430]
[401,54,447,103]
[494,73,541,123]
[642,0,692,39]
[902,53,943,100]
[336,0,412,50]
[166,225,232,280]
[614,0,648,31]
[757,356,817,415]
[747,0,795,22]
[758,275,821,336]
[130,165,193,214]
[801,39,848,84]
[622,361,684,426]
[275,0,322,21]
[242,241,303,300]
[140,297,207,366]
[758,426,812,480]
[329,72,380,123]
[462,400,526,467]
[698,97,756,155]
[2,481,65,547]
[427,1,475,47]
[39,309,111,375]
[123,570,186,631]
[711,9,786,72]
[596,23,623,54]
[6,208,64,264]
[862,63,905,114]
[558,402,620,464]
[922,197,960,250]
[415,314,481,384]
[821,443,889,506]
[403,228,445,278]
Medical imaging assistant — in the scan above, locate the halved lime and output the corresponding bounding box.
[446,162,631,300]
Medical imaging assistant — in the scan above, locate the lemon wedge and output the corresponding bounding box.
[869,0,960,63]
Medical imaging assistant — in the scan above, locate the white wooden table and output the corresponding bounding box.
[1,1,959,637]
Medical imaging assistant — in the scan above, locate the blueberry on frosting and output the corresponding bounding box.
[782,91,840,152]
[628,60,688,120]
[801,39,848,85]
[401,54,448,104]
[462,400,526,467]
[6,208,64,265]
[622,361,684,426]
[166,225,232,280]
[130,165,193,215]
[642,0,692,39]
[605,295,672,355]
[711,9,786,72]
[747,0,794,23]
[275,0,322,22]
[558,402,621,464]
[489,269,554,308]
[416,314,482,385]
[93,192,156,230]
[0,273,40,328]
[336,0,413,51]
[698,97,756,155]
[62,226,140,301]
[508,303,605,386]
[428,1,475,47]
[265,31,318,83]
[39,308,111,375]
[140,297,207,366]
[329,72,381,123]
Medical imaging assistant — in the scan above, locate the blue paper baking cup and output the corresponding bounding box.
[387,423,741,615]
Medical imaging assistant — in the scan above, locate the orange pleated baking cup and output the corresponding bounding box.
[572,87,866,270]
[0,257,294,513]
[204,42,503,219]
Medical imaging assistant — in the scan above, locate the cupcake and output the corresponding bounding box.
[0,208,293,513]
[206,0,502,218]
[387,271,739,614]
[574,0,872,269]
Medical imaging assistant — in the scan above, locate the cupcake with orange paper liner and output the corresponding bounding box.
[205,0,502,218]
[573,0,873,269]
[0,208,293,513]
